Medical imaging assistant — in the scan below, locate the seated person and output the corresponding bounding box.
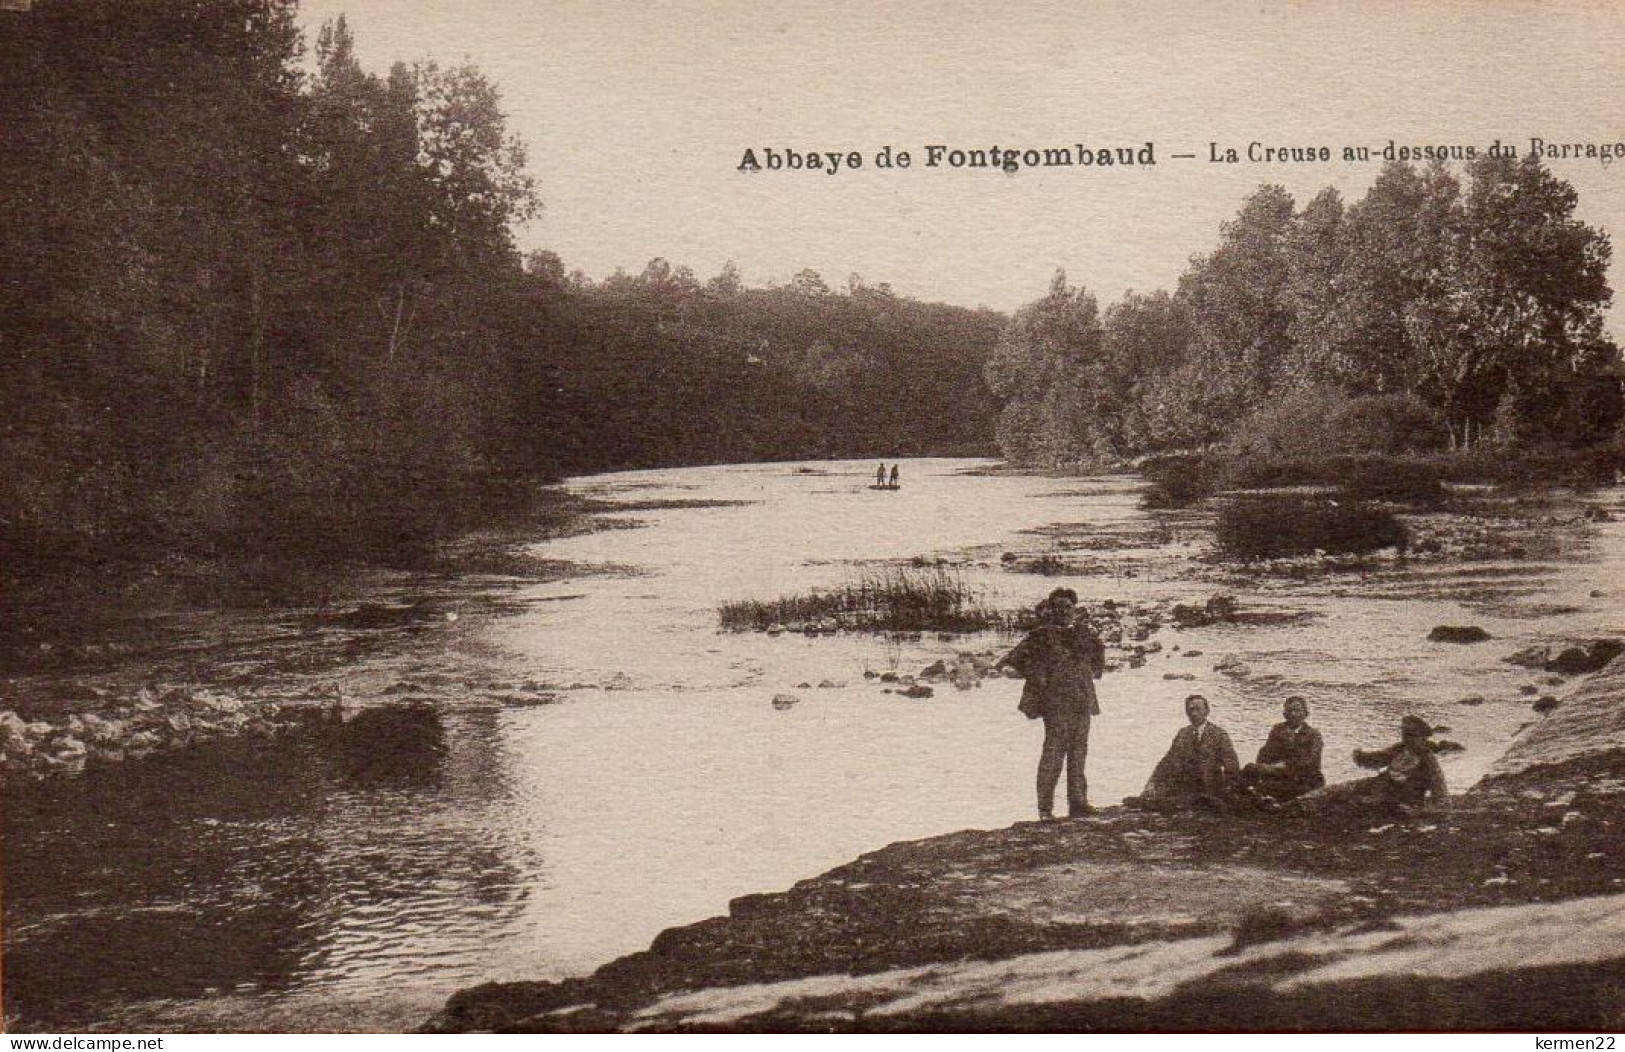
[1240,696,1325,803]
[1351,714,1449,813]
[1126,694,1240,811]
[1301,714,1448,817]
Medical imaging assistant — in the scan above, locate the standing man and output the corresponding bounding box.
[999,587,1106,820]
[1129,694,1241,811]
[889,464,900,488]
[876,463,887,487]
[1241,696,1325,804]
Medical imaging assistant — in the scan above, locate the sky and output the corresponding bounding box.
[295,0,1625,332]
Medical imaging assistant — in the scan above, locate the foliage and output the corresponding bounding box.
[1214,496,1409,561]
[718,569,1014,633]
[990,162,1620,467]
[1229,388,1441,461]
[984,271,1107,467]
[1222,456,1446,506]
[0,5,1003,586]
[1432,447,1621,489]
[1139,455,1217,509]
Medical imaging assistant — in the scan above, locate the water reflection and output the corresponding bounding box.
[3,705,532,1032]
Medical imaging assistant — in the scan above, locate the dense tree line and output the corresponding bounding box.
[989,159,1621,466]
[0,2,1001,582]
[525,260,1001,469]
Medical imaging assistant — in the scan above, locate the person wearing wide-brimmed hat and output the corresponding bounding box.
[1301,713,1449,816]
[998,587,1106,820]
[1353,714,1449,812]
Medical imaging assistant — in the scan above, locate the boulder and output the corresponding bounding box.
[771,694,800,711]
[0,710,27,749]
[899,684,935,699]
[1429,626,1491,644]
[1547,640,1625,677]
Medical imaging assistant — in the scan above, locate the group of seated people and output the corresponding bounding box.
[1124,694,1449,816]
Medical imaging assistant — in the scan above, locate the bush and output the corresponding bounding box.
[1214,495,1408,561]
[1221,455,1446,506]
[1337,458,1447,505]
[1436,446,1621,489]
[1140,454,1216,509]
[1230,387,1441,461]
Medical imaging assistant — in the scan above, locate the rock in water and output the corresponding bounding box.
[1171,604,1212,628]
[899,684,934,699]
[771,694,800,711]
[1505,645,1550,670]
[1429,626,1491,644]
[1547,640,1625,676]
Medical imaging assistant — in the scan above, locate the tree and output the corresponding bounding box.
[411,59,539,269]
[1100,290,1196,452]
[706,260,744,296]
[1280,187,1351,388]
[1334,162,1463,397]
[1445,154,1616,446]
[1176,185,1296,431]
[985,271,1106,465]
[788,268,831,298]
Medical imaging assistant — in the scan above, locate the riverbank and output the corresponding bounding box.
[0,486,653,781]
[428,655,1625,1032]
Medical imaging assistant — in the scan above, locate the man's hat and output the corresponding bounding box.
[1400,714,1434,737]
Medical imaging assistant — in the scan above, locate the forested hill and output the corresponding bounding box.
[516,260,1002,472]
[0,2,1001,583]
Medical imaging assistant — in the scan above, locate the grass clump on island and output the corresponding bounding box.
[719,568,1020,634]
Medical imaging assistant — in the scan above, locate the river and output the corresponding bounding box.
[4,458,1622,1031]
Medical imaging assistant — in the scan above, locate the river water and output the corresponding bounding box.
[5,458,1623,1031]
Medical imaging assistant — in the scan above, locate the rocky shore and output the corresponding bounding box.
[427,656,1625,1033]
[0,687,317,779]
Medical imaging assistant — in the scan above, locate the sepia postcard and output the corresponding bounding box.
[3,0,1625,1038]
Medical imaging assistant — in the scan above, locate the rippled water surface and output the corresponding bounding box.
[5,458,1624,1031]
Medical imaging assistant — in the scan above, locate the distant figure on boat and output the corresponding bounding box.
[1126,694,1241,812]
[1240,696,1325,805]
[1303,714,1448,816]
[877,463,887,487]
[889,464,900,488]
[997,587,1106,821]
